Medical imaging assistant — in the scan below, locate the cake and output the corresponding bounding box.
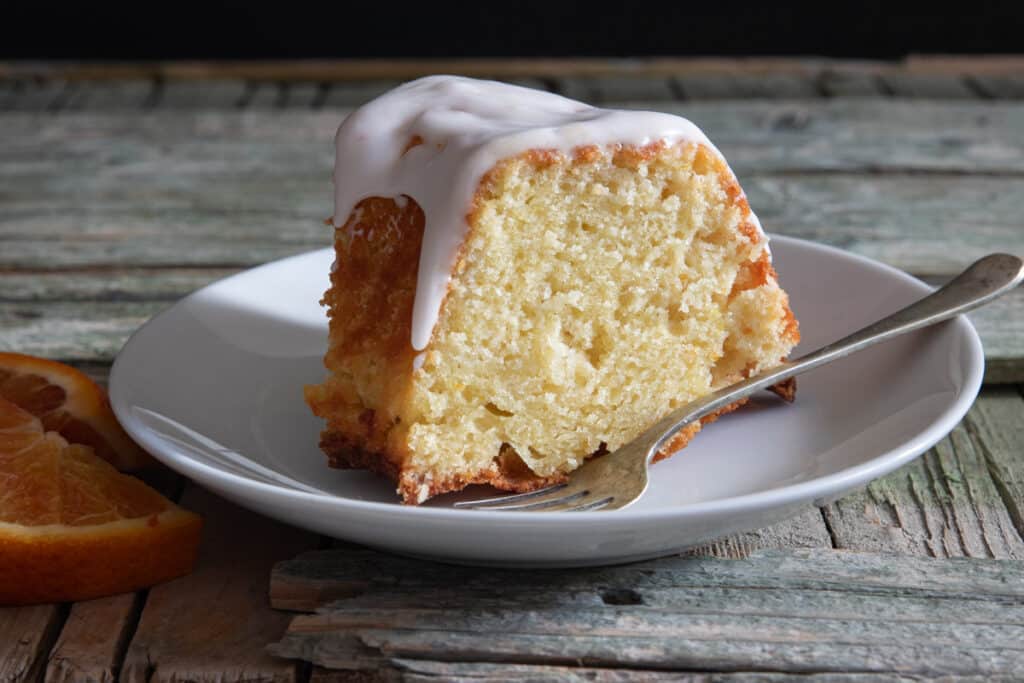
[305,76,800,504]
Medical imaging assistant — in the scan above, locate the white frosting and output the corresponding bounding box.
[332,75,759,351]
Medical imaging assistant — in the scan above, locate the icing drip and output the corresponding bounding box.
[332,75,760,351]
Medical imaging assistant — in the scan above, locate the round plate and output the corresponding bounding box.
[109,236,983,567]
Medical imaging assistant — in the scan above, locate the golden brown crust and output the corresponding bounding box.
[322,397,760,503]
[305,196,425,457]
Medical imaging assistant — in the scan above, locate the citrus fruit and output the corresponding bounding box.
[0,352,152,470]
[0,397,202,605]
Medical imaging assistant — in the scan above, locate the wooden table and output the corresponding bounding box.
[2,57,1023,681]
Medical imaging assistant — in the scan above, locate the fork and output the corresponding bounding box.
[454,253,1024,512]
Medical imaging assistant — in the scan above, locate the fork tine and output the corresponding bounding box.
[563,496,614,512]
[457,487,590,511]
[527,495,615,512]
[453,483,567,509]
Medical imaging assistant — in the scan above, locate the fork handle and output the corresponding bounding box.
[644,253,1024,459]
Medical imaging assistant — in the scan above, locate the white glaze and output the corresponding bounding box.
[332,75,759,351]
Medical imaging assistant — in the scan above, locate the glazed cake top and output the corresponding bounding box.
[332,75,745,351]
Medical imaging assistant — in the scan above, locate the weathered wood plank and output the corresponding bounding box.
[156,80,249,109]
[44,595,139,683]
[819,70,886,97]
[284,83,322,109]
[270,548,1024,677]
[0,301,166,361]
[3,80,67,112]
[0,81,17,110]
[271,546,1024,613]
[0,268,236,302]
[555,76,677,104]
[120,486,316,683]
[312,661,991,682]
[972,74,1024,99]
[0,606,65,683]
[965,387,1024,538]
[823,413,1024,558]
[880,73,978,99]
[743,175,1024,278]
[6,56,1024,86]
[320,81,402,107]
[691,505,831,559]
[244,82,285,109]
[0,56,869,83]
[674,74,820,99]
[7,100,1024,174]
[61,81,156,110]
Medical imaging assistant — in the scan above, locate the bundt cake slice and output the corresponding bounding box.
[305,76,800,504]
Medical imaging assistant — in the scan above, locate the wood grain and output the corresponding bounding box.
[244,82,286,110]
[60,81,156,111]
[8,98,1024,174]
[823,415,1024,558]
[270,548,1024,676]
[156,80,249,109]
[972,74,1024,99]
[0,268,235,302]
[312,661,1007,682]
[880,73,978,99]
[819,70,886,97]
[45,595,140,683]
[555,76,676,104]
[965,387,1024,538]
[0,300,165,361]
[0,606,65,683]
[2,80,67,112]
[320,81,403,107]
[674,74,820,99]
[120,486,316,683]
[690,505,832,559]
[0,57,837,82]
[1,56,1021,84]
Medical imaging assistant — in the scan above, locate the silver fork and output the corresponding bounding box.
[454,253,1024,513]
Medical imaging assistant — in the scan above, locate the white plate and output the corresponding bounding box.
[109,237,983,567]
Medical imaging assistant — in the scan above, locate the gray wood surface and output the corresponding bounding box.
[270,548,1024,677]
[674,74,821,99]
[880,73,978,99]
[965,387,1024,533]
[2,62,1024,680]
[314,662,1013,682]
[824,416,1024,558]
[556,76,677,104]
[973,74,1024,99]
[819,70,886,97]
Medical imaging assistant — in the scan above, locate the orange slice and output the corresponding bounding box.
[0,352,152,470]
[0,397,202,605]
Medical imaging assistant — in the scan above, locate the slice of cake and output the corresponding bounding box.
[305,76,800,504]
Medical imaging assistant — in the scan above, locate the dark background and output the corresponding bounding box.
[4,4,1018,59]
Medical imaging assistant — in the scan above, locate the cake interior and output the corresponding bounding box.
[306,140,798,502]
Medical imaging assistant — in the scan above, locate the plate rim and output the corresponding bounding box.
[109,235,985,526]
